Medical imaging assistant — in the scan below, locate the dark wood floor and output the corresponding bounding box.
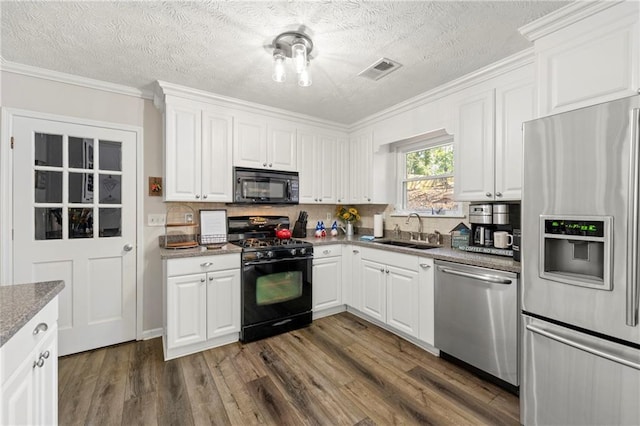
[58,312,519,425]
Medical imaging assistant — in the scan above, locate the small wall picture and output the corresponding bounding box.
[149,177,163,196]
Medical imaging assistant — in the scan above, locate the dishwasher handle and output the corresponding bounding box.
[437,266,512,285]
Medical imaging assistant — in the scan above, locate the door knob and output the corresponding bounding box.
[123,243,133,252]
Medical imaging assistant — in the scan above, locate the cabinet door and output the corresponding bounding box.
[167,274,207,349]
[313,256,343,312]
[1,354,36,425]
[349,132,373,203]
[268,122,297,171]
[336,136,350,204]
[345,246,361,309]
[316,135,337,204]
[206,269,241,339]
[201,110,233,202]
[418,258,435,345]
[386,264,420,337]
[296,130,317,203]
[453,89,495,201]
[233,116,267,169]
[34,325,58,425]
[360,259,386,322]
[165,101,202,201]
[494,80,534,201]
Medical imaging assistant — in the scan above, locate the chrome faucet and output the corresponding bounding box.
[405,213,423,241]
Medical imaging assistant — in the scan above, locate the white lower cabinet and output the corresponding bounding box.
[312,245,343,316]
[163,253,240,360]
[417,257,435,346]
[1,298,59,426]
[357,248,422,339]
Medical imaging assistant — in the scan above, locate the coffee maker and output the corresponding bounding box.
[469,203,513,247]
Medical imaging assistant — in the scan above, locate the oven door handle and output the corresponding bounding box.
[244,256,314,266]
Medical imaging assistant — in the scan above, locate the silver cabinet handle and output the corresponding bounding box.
[195,194,200,199]
[367,198,371,202]
[200,278,205,282]
[438,266,512,284]
[385,269,389,274]
[209,276,214,281]
[337,199,341,202]
[526,323,640,371]
[41,350,50,359]
[263,162,267,167]
[319,198,322,202]
[33,322,48,335]
[123,243,133,252]
[628,107,640,327]
[495,192,502,197]
[380,268,385,273]
[203,194,208,199]
[323,250,331,255]
[269,163,273,167]
[420,263,431,269]
[201,262,213,267]
[485,192,492,197]
[353,250,359,254]
[314,198,318,202]
[33,357,45,369]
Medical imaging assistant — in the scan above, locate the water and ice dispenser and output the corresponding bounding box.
[539,216,612,290]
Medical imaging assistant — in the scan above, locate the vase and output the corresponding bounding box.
[346,223,354,236]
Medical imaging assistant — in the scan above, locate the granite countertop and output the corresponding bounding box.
[0,280,65,348]
[160,235,521,273]
[160,243,242,260]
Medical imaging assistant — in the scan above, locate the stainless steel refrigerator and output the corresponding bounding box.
[522,95,640,425]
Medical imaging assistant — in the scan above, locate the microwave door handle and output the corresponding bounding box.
[628,108,640,327]
[287,181,291,200]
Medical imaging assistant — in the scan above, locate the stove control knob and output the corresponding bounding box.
[300,248,307,255]
[266,251,274,258]
[290,248,297,256]
[255,252,264,259]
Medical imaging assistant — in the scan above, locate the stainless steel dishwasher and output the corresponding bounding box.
[434,260,519,388]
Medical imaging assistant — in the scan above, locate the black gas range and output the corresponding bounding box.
[228,215,313,342]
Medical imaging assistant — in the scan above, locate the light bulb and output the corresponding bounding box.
[292,42,307,74]
[272,50,286,83]
[298,67,312,87]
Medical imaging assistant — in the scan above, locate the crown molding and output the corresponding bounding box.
[518,1,623,41]
[155,80,349,131]
[349,48,535,133]
[0,58,154,100]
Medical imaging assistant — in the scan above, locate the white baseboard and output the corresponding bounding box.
[141,328,163,340]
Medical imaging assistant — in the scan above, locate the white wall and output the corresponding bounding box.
[0,71,166,333]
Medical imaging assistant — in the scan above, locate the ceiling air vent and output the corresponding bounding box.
[358,58,403,81]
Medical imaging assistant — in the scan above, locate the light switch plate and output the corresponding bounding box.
[148,214,166,226]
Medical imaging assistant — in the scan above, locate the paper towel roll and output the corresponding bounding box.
[373,214,384,238]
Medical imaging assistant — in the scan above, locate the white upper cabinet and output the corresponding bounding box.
[163,96,233,202]
[297,127,337,204]
[234,113,297,171]
[521,1,639,116]
[349,131,374,204]
[454,65,534,202]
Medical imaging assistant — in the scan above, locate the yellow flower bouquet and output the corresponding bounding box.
[336,205,361,223]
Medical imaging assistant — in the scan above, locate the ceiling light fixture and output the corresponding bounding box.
[271,31,314,87]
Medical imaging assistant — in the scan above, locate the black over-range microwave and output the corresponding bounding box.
[233,167,299,204]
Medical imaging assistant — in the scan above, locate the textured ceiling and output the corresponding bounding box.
[1,1,570,124]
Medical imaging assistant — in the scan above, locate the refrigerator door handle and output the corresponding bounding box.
[628,108,640,327]
[526,323,640,371]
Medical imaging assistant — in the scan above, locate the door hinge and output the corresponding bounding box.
[12,229,14,240]
[10,136,14,149]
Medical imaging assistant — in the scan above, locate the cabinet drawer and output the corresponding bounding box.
[1,297,58,380]
[360,247,418,270]
[314,245,342,259]
[166,254,240,277]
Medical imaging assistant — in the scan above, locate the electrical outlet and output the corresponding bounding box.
[185,213,194,223]
[326,212,332,221]
[148,214,166,227]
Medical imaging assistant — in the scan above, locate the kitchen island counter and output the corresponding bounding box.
[0,280,65,347]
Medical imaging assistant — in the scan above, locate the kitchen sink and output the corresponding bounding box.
[375,240,437,250]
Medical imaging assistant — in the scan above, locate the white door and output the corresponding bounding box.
[12,116,137,356]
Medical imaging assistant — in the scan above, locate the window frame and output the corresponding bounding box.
[394,134,462,217]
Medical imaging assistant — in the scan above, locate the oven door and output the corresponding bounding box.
[242,256,312,326]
